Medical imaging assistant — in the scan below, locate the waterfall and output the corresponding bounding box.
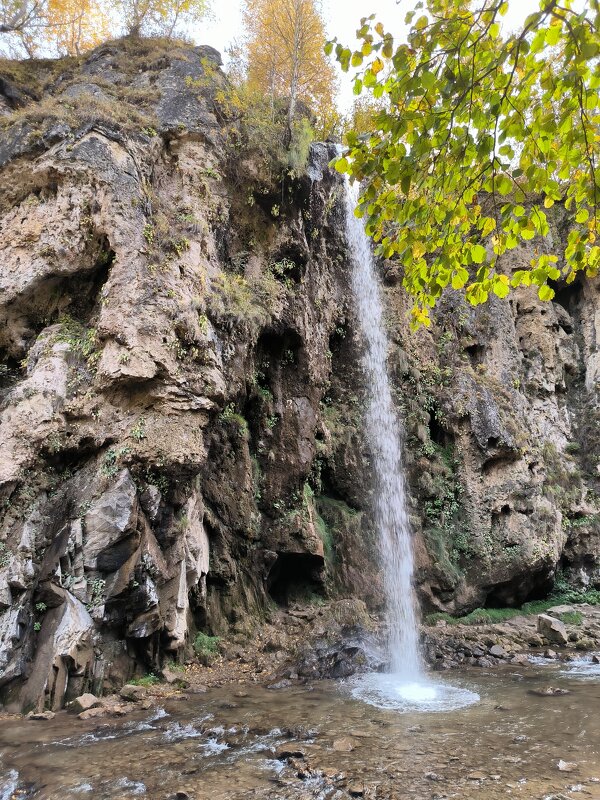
[342,179,422,680]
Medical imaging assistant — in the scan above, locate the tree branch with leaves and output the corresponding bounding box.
[329,0,600,327]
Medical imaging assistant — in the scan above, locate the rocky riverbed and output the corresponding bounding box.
[4,599,599,724]
[2,653,600,800]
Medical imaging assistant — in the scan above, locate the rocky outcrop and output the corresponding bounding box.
[371,245,600,614]
[0,40,350,711]
[1,38,599,711]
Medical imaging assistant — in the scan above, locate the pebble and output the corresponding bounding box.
[348,786,364,797]
[332,737,356,752]
[467,771,487,781]
[557,759,578,772]
[275,744,307,760]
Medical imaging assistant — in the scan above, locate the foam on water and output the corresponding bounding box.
[0,770,19,800]
[349,672,480,713]
[562,655,600,679]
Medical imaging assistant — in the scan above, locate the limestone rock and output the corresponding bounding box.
[70,693,101,713]
[547,605,576,616]
[162,667,190,686]
[27,710,55,720]
[78,706,109,720]
[275,744,307,760]
[332,737,356,752]
[83,470,138,570]
[538,614,569,646]
[120,684,148,702]
[557,760,578,772]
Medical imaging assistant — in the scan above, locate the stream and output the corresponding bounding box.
[2,659,600,800]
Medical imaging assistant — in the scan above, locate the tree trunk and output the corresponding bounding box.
[284,0,302,148]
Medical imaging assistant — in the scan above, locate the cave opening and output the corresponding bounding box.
[267,552,324,606]
[551,276,583,316]
[428,413,449,447]
[464,342,486,365]
[484,571,555,609]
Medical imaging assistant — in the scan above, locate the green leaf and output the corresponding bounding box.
[421,70,436,90]
[451,268,469,289]
[545,25,561,47]
[470,244,487,264]
[538,284,555,301]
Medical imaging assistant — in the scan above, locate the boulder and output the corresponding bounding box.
[78,707,109,720]
[120,684,148,702]
[70,693,101,713]
[511,654,530,665]
[161,666,190,686]
[546,605,576,616]
[538,614,568,646]
[489,645,506,658]
[27,710,55,720]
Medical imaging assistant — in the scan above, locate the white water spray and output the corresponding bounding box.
[343,179,422,679]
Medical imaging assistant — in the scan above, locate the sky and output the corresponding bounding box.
[198,0,550,110]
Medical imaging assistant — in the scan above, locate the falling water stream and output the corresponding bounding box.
[343,180,422,676]
[342,179,479,711]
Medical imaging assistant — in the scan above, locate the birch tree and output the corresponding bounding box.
[241,0,337,140]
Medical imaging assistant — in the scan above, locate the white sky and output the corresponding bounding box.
[197,0,548,110]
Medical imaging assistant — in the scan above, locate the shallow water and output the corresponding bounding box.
[2,662,600,800]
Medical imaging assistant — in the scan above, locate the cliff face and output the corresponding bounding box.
[0,39,599,712]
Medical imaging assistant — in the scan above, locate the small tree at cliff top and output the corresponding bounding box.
[0,0,208,55]
[240,0,338,141]
[329,0,600,328]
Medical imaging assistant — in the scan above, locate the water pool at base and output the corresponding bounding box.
[348,672,481,712]
[1,662,600,800]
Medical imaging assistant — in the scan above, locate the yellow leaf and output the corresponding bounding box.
[412,241,426,259]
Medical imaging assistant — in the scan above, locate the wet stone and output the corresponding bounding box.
[332,737,356,752]
[70,693,101,713]
[275,744,307,760]
[120,684,148,702]
[27,710,55,721]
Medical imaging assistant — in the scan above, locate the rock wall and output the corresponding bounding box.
[1,39,599,712]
